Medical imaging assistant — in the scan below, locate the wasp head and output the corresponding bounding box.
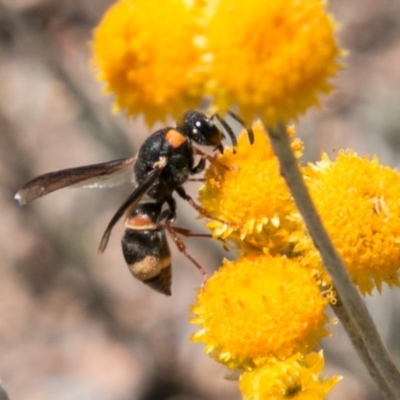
[181,111,224,148]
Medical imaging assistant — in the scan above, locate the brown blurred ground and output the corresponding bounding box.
[0,1,400,399]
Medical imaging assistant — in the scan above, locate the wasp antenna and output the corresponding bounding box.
[213,114,237,152]
[227,111,254,145]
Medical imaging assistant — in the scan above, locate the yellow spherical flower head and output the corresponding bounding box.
[301,151,400,295]
[239,352,341,400]
[92,0,205,124]
[190,254,329,369]
[199,121,303,255]
[205,0,343,124]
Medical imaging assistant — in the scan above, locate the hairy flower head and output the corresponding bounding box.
[191,254,329,369]
[92,0,343,125]
[239,352,341,400]
[199,121,303,255]
[91,0,204,124]
[206,0,343,124]
[301,151,400,295]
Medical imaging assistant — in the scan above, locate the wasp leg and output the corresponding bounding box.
[164,196,177,221]
[164,219,208,283]
[190,156,206,175]
[174,186,239,227]
[194,148,239,171]
[187,178,206,182]
[170,226,212,238]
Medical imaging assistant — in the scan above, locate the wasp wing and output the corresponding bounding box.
[15,157,136,206]
[98,165,165,253]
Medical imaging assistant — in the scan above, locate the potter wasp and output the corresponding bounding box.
[15,111,253,295]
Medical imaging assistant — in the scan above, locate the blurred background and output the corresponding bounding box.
[1,0,400,399]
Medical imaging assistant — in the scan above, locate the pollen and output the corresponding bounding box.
[205,0,344,124]
[199,121,303,255]
[190,254,329,369]
[302,151,400,295]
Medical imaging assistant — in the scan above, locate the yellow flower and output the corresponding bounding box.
[301,151,400,295]
[206,0,343,124]
[199,121,303,255]
[239,352,341,400]
[91,0,343,125]
[91,0,205,124]
[190,254,329,369]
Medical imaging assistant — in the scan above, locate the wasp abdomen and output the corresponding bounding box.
[122,228,172,295]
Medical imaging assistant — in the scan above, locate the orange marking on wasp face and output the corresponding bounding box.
[165,129,186,148]
[125,214,156,230]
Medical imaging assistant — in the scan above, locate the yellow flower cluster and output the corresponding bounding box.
[92,0,342,124]
[192,123,400,398]
[206,0,343,124]
[191,254,329,369]
[199,122,303,255]
[192,124,340,399]
[301,151,400,295]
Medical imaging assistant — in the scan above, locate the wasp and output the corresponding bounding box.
[15,111,253,295]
